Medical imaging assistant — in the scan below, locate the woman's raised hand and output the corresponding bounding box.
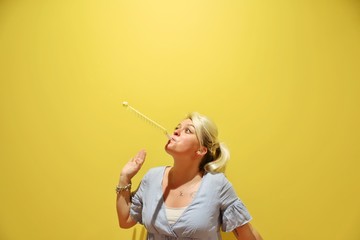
[120,149,147,183]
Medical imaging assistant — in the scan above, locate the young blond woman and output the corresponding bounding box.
[116,112,263,240]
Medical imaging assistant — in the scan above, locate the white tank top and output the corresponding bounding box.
[165,206,187,225]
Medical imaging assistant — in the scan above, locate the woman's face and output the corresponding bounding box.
[165,118,201,156]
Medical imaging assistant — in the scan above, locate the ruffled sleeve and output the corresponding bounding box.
[129,174,148,224]
[221,199,252,232]
[129,167,166,226]
[219,175,252,232]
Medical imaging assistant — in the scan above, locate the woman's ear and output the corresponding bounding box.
[196,146,207,156]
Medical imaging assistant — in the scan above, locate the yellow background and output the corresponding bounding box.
[0,0,359,239]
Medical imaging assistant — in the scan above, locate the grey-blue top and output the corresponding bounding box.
[130,166,252,240]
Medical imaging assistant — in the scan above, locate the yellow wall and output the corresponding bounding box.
[0,0,359,239]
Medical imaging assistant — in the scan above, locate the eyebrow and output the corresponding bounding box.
[176,123,196,128]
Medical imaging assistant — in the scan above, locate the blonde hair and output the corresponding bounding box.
[187,112,230,173]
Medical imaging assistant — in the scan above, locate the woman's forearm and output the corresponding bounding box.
[116,176,136,228]
[233,223,263,240]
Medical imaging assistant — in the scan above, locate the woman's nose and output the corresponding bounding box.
[173,128,180,136]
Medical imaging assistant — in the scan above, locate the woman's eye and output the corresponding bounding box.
[185,128,192,133]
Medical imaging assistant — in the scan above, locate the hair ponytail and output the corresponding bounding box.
[187,112,230,174]
[204,142,230,173]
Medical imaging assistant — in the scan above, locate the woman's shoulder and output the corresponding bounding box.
[146,166,167,174]
[142,166,168,180]
[205,172,229,184]
[205,172,235,196]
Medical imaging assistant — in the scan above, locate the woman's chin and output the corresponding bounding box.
[164,144,176,155]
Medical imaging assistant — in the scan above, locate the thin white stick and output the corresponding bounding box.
[122,101,171,139]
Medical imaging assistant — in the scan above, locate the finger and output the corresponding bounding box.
[134,149,146,161]
[129,149,146,165]
[138,149,147,160]
[134,157,144,165]
[130,150,141,162]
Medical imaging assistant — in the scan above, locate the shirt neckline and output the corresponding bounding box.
[160,166,207,230]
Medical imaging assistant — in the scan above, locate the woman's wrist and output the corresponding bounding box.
[116,175,132,194]
[119,174,131,185]
[115,182,132,194]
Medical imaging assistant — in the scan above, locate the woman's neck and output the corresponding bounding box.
[169,161,203,187]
